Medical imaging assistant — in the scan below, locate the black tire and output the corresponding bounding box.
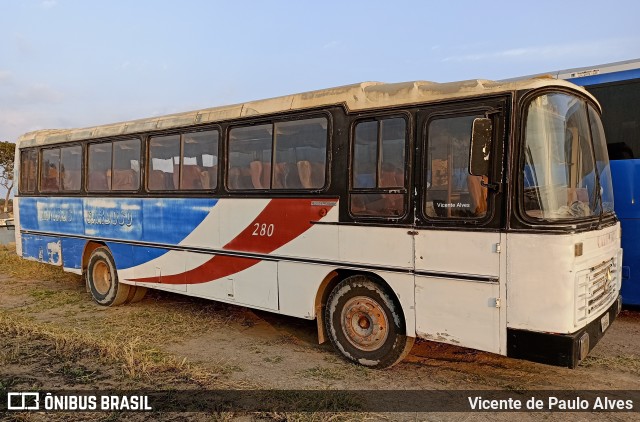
[325,275,414,368]
[86,247,131,306]
[126,286,148,304]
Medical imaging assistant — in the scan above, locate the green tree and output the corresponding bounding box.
[0,141,15,213]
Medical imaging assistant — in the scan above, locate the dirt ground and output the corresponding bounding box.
[1,245,639,421]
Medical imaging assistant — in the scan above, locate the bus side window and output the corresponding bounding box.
[181,130,218,190]
[228,124,272,190]
[350,117,407,217]
[40,148,61,192]
[112,139,140,191]
[88,139,140,192]
[274,117,328,190]
[60,145,82,191]
[20,149,38,193]
[149,135,180,191]
[88,143,110,191]
[425,115,487,219]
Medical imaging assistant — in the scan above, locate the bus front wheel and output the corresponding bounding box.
[325,275,414,368]
[87,247,131,306]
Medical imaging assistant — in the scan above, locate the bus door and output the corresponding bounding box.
[413,101,506,355]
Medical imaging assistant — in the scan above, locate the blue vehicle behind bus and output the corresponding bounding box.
[552,59,640,305]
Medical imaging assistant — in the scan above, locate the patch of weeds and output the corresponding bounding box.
[221,364,244,374]
[248,345,263,354]
[300,366,345,381]
[28,288,84,308]
[57,363,99,384]
[263,333,299,346]
[323,355,341,364]
[263,355,284,364]
[0,343,23,365]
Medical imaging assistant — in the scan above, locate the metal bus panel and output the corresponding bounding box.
[507,223,621,334]
[415,275,501,354]
[414,229,502,354]
[338,225,413,269]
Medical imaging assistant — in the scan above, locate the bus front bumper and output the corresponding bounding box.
[506,295,622,368]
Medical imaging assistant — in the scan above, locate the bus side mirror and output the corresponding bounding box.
[469,118,492,177]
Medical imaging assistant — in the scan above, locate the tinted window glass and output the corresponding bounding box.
[274,118,327,189]
[380,119,406,188]
[182,130,218,190]
[425,115,487,219]
[228,124,272,190]
[60,145,82,191]
[353,121,377,189]
[351,117,406,217]
[88,140,139,191]
[111,139,140,191]
[40,148,60,192]
[149,135,180,190]
[88,143,112,191]
[20,149,38,193]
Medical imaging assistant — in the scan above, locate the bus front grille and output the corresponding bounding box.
[575,258,617,324]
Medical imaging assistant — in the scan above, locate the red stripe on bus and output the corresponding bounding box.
[132,198,336,285]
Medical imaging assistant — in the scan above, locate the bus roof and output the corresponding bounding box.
[17,77,591,148]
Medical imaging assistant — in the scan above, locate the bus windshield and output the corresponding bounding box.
[523,93,614,220]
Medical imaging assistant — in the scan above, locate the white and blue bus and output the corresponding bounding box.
[14,78,622,368]
[538,59,640,306]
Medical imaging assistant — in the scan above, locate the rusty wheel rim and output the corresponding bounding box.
[92,261,111,295]
[341,296,389,352]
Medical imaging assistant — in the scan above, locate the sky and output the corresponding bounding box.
[1,0,640,197]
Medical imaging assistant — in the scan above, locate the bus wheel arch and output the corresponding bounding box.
[85,245,131,306]
[81,241,105,278]
[317,271,414,368]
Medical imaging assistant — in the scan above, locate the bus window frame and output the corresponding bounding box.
[513,87,618,231]
[224,111,332,194]
[417,100,506,228]
[39,146,61,194]
[347,111,412,221]
[37,143,85,195]
[86,137,142,194]
[145,127,221,194]
[19,148,39,195]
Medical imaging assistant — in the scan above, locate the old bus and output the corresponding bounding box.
[14,78,622,368]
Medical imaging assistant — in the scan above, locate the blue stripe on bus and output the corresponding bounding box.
[19,197,218,270]
[567,68,640,86]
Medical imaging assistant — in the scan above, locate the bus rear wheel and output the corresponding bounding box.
[87,247,131,306]
[325,275,414,368]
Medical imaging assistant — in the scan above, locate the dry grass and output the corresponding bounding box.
[0,312,241,387]
[580,354,640,373]
[0,245,367,420]
[0,244,82,283]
